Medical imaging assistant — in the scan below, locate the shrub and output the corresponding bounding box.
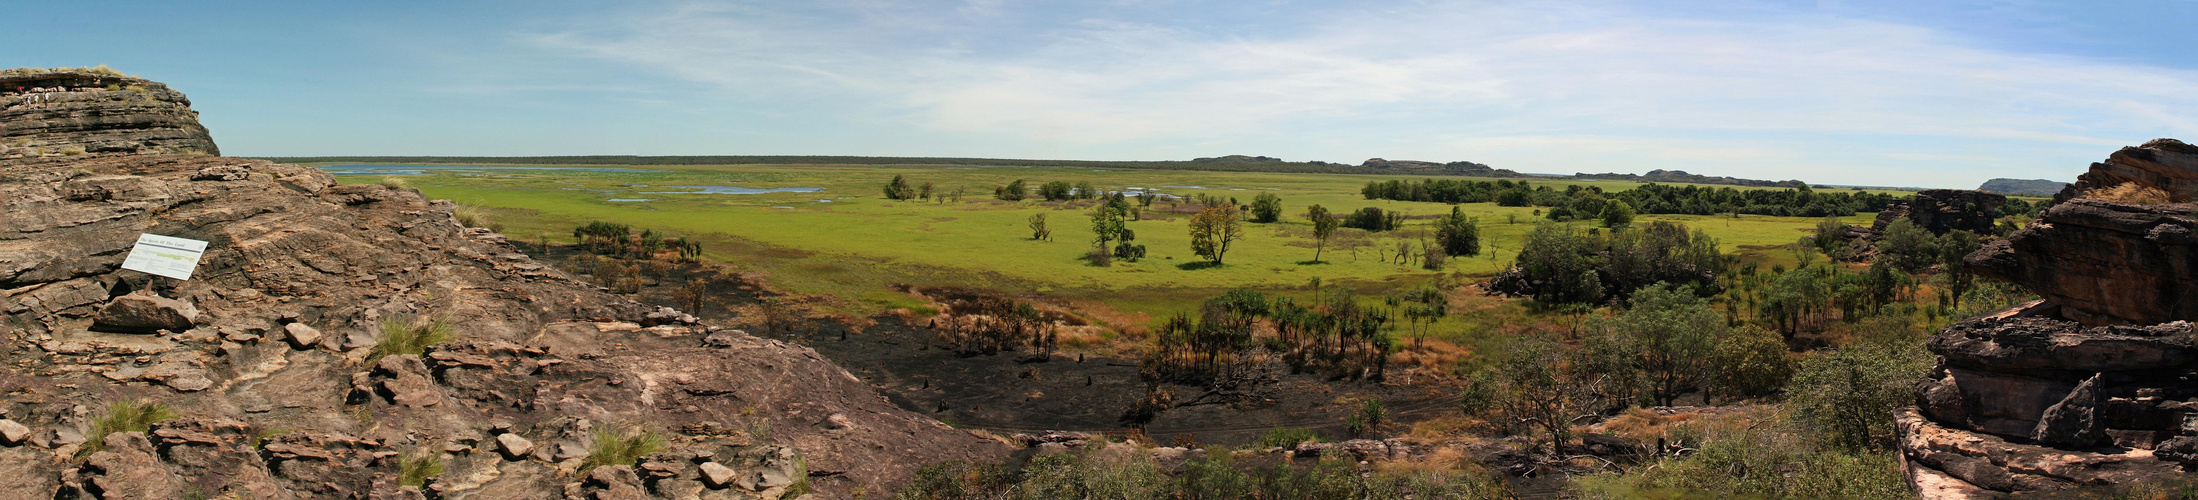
[1255,427,1322,448]
[378,177,409,189]
[1569,418,1909,499]
[1706,326,1797,403]
[1248,193,1283,223]
[371,315,455,361]
[1346,399,1386,438]
[581,428,665,474]
[81,400,178,456]
[398,448,444,487]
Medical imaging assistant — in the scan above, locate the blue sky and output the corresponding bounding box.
[7,0,2195,187]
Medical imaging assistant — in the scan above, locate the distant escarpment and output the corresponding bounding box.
[0,70,1001,498]
[1898,139,2198,498]
[1573,169,1804,188]
[1,67,219,158]
[1977,178,2066,197]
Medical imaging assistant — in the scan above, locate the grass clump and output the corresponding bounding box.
[2087,182,2173,205]
[79,400,178,457]
[379,176,409,189]
[580,427,665,474]
[371,315,454,361]
[452,205,497,230]
[398,448,444,487]
[1254,427,1322,448]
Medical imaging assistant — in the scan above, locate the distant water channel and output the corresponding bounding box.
[317,164,666,175]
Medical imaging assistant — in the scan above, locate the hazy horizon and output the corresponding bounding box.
[9,0,2196,188]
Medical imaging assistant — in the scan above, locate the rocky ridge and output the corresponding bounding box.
[0,70,1004,499]
[1899,139,2198,498]
[1,69,220,158]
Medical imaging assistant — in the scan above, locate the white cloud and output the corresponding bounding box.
[525,0,2198,186]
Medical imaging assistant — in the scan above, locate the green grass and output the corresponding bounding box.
[333,163,1883,321]
[371,315,454,361]
[80,400,178,457]
[399,448,444,487]
[580,427,665,474]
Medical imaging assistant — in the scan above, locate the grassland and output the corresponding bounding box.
[324,162,1882,322]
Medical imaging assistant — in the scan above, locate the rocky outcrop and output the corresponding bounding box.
[2055,138,2198,204]
[1969,199,2198,326]
[1901,140,2198,498]
[1,69,219,158]
[1872,189,2005,236]
[0,71,1002,498]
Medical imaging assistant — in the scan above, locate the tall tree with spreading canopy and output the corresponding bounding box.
[1188,205,1243,265]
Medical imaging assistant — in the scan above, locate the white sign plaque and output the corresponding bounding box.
[120,233,208,280]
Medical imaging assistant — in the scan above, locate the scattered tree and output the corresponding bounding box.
[1028,213,1052,241]
[1433,207,1480,257]
[997,179,1028,201]
[1249,193,1283,223]
[1305,204,1341,263]
[884,175,917,200]
[1188,205,1243,265]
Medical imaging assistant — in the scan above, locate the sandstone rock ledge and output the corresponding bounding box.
[0,153,1006,497]
[1901,139,2198,499]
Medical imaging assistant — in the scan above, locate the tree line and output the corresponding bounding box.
[1363,179,1902,218]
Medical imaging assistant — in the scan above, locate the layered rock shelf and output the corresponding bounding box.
[1901,139,2198,498]
[1,70,219,158]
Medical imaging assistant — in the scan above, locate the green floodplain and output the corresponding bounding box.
[320,162,1888,325]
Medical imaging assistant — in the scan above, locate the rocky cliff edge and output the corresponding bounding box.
[0,70,1004,499]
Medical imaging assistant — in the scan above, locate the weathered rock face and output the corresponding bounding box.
[1,70,220,158]
[1968,199,2198,326]
[1902,139,2198,498]
[0,72,1002,498]
[2055,138,2198,204]
[1872,189,2005,236]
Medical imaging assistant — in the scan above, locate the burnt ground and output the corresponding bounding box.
[549,247,1465,446]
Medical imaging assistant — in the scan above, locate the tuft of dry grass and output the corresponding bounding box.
[2086,182,2172,205]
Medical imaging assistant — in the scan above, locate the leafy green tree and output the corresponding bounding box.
[1072,180,1099,199]
[1876,217,1938,272]
[1398,286,1447,346]
[1249,193,1283,223]
[1601,198,1636,228]
[1189,205,1243,265]
[1342,207,1401,231]
[1091,203,1125,247]
[1433,207,1481,258]
[1591,284,1722,407]
[1759,265,1831,338]
[1811,216,1852,257]
[1037,180,1074,201]
[884,175,916,200]
[1306,204,1341,263]
[1788,315,1933,451]
[1707,325,1797,403]
[918,181,935,200]
[996,179,1028,201]
[1491,222,1604,306]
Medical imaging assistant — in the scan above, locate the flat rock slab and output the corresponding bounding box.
[92,293,199,333]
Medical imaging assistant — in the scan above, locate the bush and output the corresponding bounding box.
[372,315,455,361]
[1254,427,1322,448]
[80,400,178,456]
[1569,418,1910,499]
[1707,326,1797,403]
[1248,193,1283,223]
[378,177,409,189]
[452,205,491,229]
[581,428,665,474]
[1786,315,1932,451]
[1347,399,1386,438]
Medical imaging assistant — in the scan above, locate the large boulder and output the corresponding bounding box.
[90,292,199,333]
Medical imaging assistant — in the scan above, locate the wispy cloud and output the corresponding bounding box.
[523,0,2198,186]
